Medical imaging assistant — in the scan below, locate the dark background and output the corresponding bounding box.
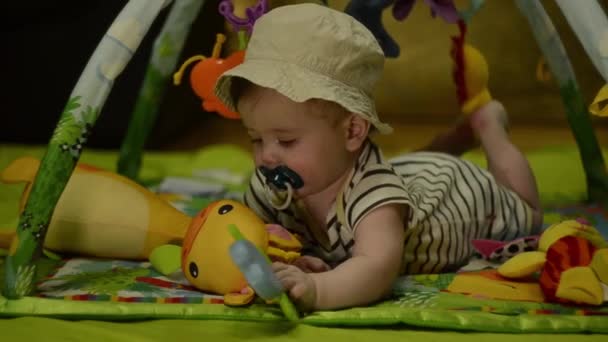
[1,0,606,152]
[1,0,225,149]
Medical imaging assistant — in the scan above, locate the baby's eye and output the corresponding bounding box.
[250,138,262,144]
[278,139,296,147]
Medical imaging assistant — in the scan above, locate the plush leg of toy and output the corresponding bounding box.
[556,266,604,305]
[588,238,608,304]
[471,101,543,229]
[591,249,608,285]
[224,286,256,306]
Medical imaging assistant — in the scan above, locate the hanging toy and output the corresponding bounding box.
[219,0,268,50]
[345,0,462,58]
[345,0,400,58]
[450,18,492,115]
[590,84,608,117]
[393,0,460,23]
[536,56,553,84]
[173,34,245,119]
[172,0,268,119]
[390,0,492,113]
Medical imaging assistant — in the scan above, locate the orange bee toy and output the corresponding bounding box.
[173,33,245,119]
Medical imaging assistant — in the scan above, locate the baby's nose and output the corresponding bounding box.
[260,148,280,168]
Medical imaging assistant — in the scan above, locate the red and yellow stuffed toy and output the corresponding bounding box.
[498,219,608,305]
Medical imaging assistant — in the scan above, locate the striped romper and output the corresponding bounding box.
[243,139,537,274]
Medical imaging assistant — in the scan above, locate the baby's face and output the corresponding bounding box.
[238,86,353,198]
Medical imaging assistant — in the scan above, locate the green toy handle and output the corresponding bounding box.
[227,224,300,321]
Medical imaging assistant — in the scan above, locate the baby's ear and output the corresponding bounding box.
[344,114,370,152]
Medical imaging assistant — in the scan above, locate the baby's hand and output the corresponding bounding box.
[272,262,318,312]
[292,255,331,273]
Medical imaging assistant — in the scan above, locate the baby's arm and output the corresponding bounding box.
[312,203,407,310]
[274,203,407,311]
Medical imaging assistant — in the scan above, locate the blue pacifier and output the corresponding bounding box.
[259,165,303,210]
[259,165,303,191]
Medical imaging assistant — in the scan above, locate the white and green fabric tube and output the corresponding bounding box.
[2,0,171,299]
[118,0,205,180]
[515,0,608,205]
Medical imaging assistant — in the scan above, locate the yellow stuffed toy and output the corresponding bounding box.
[152,199,302,306]
[498,218,608,305]
[451,21,492,115]
[0,156,192,259]
[2,157,303,307]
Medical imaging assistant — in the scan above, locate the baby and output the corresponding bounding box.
[213,3,542,312]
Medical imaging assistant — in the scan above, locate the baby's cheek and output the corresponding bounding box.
[297,165,320,193]
[253,151,265,168]
[284,160,309,185]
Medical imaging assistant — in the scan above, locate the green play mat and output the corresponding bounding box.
[1,143,607,337]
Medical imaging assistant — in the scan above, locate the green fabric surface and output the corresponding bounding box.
[2,317,605,342]
[1,257,608,334]
[2,266,607,334]
[0,299,595,334]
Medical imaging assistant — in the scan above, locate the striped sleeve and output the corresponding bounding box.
[344,164,415,234]
[243,169,278,224]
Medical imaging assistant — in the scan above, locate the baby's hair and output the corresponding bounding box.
[230,77,253,105]
[308,99,350,128]
[230,77,376,134]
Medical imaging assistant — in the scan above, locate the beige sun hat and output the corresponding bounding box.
[213,3,393,134]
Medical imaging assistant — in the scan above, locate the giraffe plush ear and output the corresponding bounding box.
[591,249,608,285]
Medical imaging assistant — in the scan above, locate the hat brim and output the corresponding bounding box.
[214,58,393,135]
